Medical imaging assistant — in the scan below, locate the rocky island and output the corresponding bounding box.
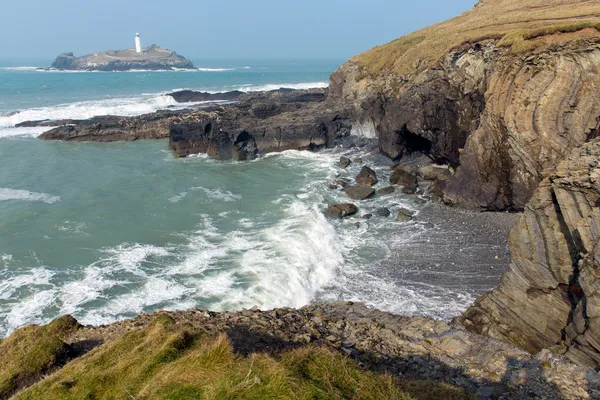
[4,0,600,399]
[50,44,194,71]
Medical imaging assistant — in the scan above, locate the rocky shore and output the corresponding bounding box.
[35,87,352,160]
[5,0,600,398]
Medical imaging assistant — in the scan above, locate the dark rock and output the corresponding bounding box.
[328,179,350,190]
[169,90,244,103]
[377,186,396,195]
[344,186,375,200]
[361,213,373,220]
[339,156,351,169]
[327,204,358,217]
[355,166,378,186]
[402,186,418,195]
[390,165,418,188]
[375,207,391,217]
[353,158,363,164]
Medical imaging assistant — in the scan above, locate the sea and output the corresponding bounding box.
[0,59,512,336]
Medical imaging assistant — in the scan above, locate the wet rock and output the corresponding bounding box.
[402,186,417,195]
[339,156,351,169]
[396,208,414,222]
[375,207,391,217]
[355,166,378,186]
[327,204,358,217]
[390,165,418,192]
[418,165,452,181]
[328,179,349,190]
[353,157,363,164]
[344,186,375,201]
[377,186,395,195]
[361,214,373,220]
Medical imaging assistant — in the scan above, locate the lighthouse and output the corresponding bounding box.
[135,33,142,53]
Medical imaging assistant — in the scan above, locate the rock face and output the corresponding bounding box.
[329,5,600,211]
[50,46,194,71]
[460,139,600,369]
[37,88,353,160]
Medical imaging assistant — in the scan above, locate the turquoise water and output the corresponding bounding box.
[0,60,488,336]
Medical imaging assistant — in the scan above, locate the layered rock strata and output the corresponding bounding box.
[329,36,600,210]
[460,138,600,369]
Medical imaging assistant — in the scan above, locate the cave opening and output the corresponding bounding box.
[395,125,433,159]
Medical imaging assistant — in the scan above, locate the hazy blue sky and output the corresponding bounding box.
[3,0,475,61]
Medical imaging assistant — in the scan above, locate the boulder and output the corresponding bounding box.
[344,186,375,200]
[375,207,391,217]
[328,179,350,190]
[355,166,378,186]
[390,165,418,189]
[396,208,414,222]
[339,156,351,169]
[459,138,600,369]
[327,204,358,218]
[418,165,452,181]
[377,186,396,195]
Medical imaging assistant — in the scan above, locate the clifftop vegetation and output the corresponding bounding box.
[353,0,600,76]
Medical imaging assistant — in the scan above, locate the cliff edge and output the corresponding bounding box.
[329,0,600,210]
[50,45,194,71]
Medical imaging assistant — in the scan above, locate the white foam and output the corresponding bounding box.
[5,290,56,331]
[0,267,54,300]
[196,67,235,72]
[168,192,188,203]
[231,82,328,92]
[100,243,171,274]
[192,186,242,202]
[0,187,60,203]
[0,94,179,129]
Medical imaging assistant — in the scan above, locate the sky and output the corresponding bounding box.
[2,0,475,61]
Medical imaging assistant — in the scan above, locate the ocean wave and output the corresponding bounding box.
[232,82,328,92]
[192,187,242,202]
[196,67,235,72]
[0,94,179,129]
[0,187,60,203]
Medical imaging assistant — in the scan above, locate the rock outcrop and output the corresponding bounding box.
[460,138,600,369]
[328,0,600,210]
[37,88,353,160]
[50,46,194,71]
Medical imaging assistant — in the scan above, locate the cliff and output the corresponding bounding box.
[50,45,194,71]
[329,0,600,210]
[460,138,600,369]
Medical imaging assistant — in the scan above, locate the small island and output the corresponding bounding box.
[50,33,194,71]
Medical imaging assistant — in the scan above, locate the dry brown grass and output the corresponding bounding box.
[353,0,600,76]
[9,315,474,400]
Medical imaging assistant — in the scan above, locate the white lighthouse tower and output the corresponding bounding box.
[135,33,142,53]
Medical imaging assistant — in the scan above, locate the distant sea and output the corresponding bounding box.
[0,59,507,336]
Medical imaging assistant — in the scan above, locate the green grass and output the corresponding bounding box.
[0,315,80,399]
[8,314,473,400]
[353,0,600,77]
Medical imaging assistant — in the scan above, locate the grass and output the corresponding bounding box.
[7,314,474,400]
[0,315,80,399]
[353,0,600,77]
